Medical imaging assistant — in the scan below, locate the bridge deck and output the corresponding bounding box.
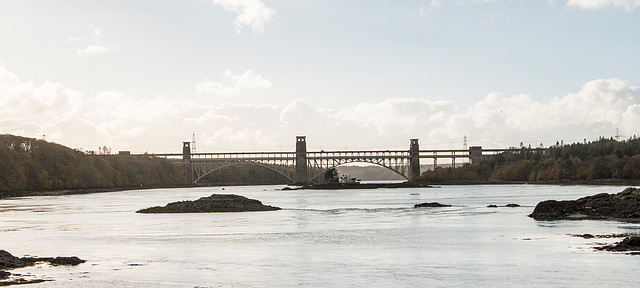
[138,148,517,160]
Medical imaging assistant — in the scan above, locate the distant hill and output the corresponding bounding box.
[0,134,188,197]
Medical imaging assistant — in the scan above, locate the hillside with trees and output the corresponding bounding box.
[0,134,188,197]
[416,137,640,184]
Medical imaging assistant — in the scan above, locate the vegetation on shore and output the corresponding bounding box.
[416,137,640,184]
[0,134,188,197]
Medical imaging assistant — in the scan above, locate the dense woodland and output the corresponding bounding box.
[0,134,188,196]
[416,137,640,184]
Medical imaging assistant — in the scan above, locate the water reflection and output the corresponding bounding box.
[1,185,639,287]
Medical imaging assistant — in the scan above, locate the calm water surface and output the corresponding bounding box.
[2,185,640,287]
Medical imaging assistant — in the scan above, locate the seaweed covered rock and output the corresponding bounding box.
[137,194,281,213]
[414,202,451,208]
[596,236,640,253]
[529,187,640,221]
[1,250,85,285]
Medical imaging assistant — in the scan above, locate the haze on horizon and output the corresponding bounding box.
[1,0,639,154]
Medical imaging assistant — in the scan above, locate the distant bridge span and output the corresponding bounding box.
[141,137,519,184]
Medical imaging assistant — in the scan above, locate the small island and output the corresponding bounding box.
[136,194,281,213]
[529,187,640,222]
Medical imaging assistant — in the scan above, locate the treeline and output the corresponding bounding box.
[0,134,188,196]
[416,137,640,184]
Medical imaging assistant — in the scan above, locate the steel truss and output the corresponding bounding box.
[189,152,296,183]
[306,150,412,181]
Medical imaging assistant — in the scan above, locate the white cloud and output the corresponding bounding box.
[0,65,83,118]
[77,45,113,58]
[277,78,640,150]
[73,28,118,58]
[2,54,640,153]
[212,0,275,36]
[566,0,640,10]
[196,70,273,97]
[418,6,427,18]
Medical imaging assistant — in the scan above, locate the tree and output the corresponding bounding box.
[324,167,339,183]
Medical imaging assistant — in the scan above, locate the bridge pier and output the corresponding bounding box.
[294,136,309,185]
[469,146,482,164]
[182,142,192,182]
[409,139,420,180]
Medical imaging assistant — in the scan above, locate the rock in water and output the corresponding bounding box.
[414,202,451,208]
[597,236,640,252]
[529,187,640,221]
[1,250,85,285]
[136,194,281,213]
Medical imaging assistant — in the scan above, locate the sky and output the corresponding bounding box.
[1,0,639,154]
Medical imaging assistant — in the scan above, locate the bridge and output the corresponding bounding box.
[143,136,518,184]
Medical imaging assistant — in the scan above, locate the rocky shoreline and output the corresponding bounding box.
[136,194,281,213]
[528,187,640,222]
[0,250,85,286]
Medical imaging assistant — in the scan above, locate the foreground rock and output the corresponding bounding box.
[414,202,451,208]
[529,187,640,221]
[1,250,85,285]
[136,194,281,213]
[596,236,640,254]
[488,204,521,208]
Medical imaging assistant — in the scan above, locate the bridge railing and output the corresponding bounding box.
[190,152,296,161]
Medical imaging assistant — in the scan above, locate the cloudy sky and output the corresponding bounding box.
[1,0,639,154]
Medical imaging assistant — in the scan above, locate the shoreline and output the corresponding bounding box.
[1,179,639,200]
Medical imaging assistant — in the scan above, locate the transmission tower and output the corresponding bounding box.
[615,128,625,141]
[192,132,197,153]
[463,134,468,150]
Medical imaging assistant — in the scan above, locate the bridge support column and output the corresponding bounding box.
[294,136,309,185]
[409,139,420,180]
[182,142,193,183]
[469,146,482,164]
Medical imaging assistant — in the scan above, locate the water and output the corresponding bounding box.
[2,185,640,287]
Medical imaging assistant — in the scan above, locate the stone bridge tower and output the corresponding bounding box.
[469,146,482,164]
[182,142,192,182]
[294,136,309,185]
[409,139,420,180]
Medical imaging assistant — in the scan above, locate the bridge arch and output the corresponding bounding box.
[308,159,410,183]
[192,160,295,184]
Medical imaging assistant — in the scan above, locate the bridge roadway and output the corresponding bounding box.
[134,137,519,184]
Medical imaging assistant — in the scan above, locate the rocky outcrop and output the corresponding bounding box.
[596,236,640,253]
[0,250,85,285]
[136,194,281,213]
[529,187,640,221]
[414,202,451,208]
[488,204,521,208]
